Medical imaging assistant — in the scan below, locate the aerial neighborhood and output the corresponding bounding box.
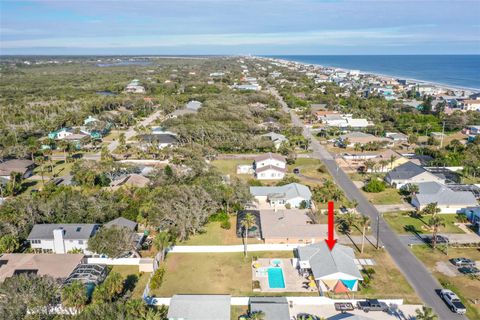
[0,55,479,320]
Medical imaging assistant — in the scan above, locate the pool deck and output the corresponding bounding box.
[251,258,317,293]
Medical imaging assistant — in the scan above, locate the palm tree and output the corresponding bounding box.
[357,215,370,253]
[241,213,256,257]
[61,280,87,311]
[378,159,389,172]
[154,231,174,262]
[248,311,265,320]
[420,202,441,217]
[350,199,359,214]
[337,212,356,235]
[389,155,397,170]
[364,159,375,174]
[35,156,46,186]
[415,306,438,320]
[428,215,446,249]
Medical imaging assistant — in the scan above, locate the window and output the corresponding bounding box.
[78,240,83,245]
[30,240,41,244]
[76,227,82,232]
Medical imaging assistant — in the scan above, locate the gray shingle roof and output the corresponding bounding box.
[415,182,478,207]
[250,183,312,201]
[27,224,99,240]
[104,217,137,231]
[254,152,286,163]
[249,297,290,320]
[297,242,363,280]
[385,161,426,180]
[167,295,230,320]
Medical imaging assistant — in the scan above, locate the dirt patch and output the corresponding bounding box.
[435,261,458,277]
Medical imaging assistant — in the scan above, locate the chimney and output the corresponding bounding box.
[53,228,66,254]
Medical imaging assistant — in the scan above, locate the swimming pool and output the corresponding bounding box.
[268,267,286,289]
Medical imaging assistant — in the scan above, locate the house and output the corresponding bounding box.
[250,183,312,208]
[259,209,328,244]
[249,297,290,320]
[167,295,231,320]
[0,254,85,283]
[48,128,73,140]
[84,115,99,126]
[411,182,478,214]
[261,132,288,150]
[0,159,35,180]
[139,134,178,149]
[297,242,363,293]
[462,207,480,235]
[104,217,138,231]
[384,161,445,189]
[462,125,480,136]
[338,132,391,148]
[185,100,202,111]
[233,84,261,91]
[125,79,145,93]
[460,99,480,111]
[367,149,411,172]
[385,132,408,143]
[110,174,151,189]
[320,114,371,129]
[253,153,286,180]
[27,224,99,254]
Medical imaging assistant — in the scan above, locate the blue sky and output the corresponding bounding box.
[1,0,479,55]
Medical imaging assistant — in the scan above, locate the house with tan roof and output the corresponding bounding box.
[253,153,286,180]
[338,132,392,148]
[0,159,35,180]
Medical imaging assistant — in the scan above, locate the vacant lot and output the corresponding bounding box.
[411,246,480,319]
[181,216,263,246]
[362,188,403,205]
[111,265,151,299]
[150,251,314,297]
[384,212,465,234]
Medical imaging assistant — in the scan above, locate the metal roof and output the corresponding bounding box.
[250,183,312,201]
[297,242,363,280]
[167,295,231,320]
[249,297,290,320]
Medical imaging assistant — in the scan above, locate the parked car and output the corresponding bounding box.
[293,168,300,174]
[426,235,449,244]
[440,289,467,314]
[450,257,475,267]
[357,299,388,312]
[458,266,480,275]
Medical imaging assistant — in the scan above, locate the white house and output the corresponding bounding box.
[384,161,445,189]
[253,153,286,180]
[411,182,478,214]
[297,242,363,293]
[250,183,312,208]
[27,224,99,254]
[261,132,288,150]
[460,99,480,111]
[462,207,480,235]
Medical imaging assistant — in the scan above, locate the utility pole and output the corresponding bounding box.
[376,214,380,249]
[439,121,446,149]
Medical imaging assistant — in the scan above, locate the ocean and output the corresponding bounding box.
[268,55,480,90]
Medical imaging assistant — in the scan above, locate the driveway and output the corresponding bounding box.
[268,85,465,320]
[375,203,415,213]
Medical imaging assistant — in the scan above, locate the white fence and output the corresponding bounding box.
[86,257,153,265]
[147,296,404,307]
[167,244,302,253]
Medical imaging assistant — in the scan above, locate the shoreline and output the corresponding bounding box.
[261,56,480,93]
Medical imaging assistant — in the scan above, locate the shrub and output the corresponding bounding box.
[220,219,231,230]
[248,179,263,186]
[363,179,385,193]
[150,265,166,290]
[209,211,229,222]
[285,203,292,209]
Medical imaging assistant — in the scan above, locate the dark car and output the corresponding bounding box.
[450,257,476,267]
[293,168,300,174]
[458,266,480,275]
[426,235,449,244]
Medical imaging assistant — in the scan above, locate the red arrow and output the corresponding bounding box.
[325,201,337,251]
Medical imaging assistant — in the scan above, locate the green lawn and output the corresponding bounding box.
[288,158,330,181]
[181,216,263,246]
[383,212,465,234]
[151,252,305,297]
[362,188,403,205]
[411,246,480,319]
[111,265,151,299]
[211,159,255,183]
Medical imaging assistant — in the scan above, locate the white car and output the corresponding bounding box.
[440,289,466,314]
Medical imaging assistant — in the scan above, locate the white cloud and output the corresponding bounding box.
[1,27,477,49]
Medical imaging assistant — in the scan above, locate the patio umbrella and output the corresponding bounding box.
[308,280,317,288]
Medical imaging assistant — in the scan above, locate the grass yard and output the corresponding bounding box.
[288,158,330,181]
[411,246,480,319]
[150,251,319,297]
[111,265,151,299]
[383,212,465,234]
[211,159,255,183]
[336,248,421,304]
[181,216,263,246]
[362,188,403,205]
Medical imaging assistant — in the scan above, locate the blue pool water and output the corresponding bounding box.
[268,267,286,289]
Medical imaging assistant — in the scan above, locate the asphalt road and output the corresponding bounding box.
[269,86,466,320]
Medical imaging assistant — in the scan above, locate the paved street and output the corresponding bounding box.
[268,86,465,320]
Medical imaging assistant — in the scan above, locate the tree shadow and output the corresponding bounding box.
[123,274,139,293]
